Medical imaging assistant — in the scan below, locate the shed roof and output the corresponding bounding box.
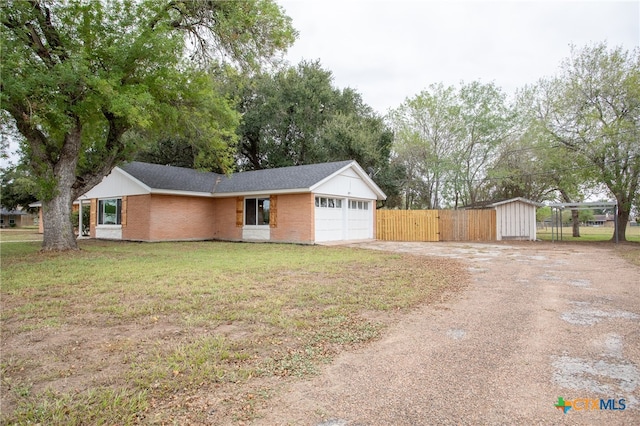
[487,197,543,208]
[462,197,542,209]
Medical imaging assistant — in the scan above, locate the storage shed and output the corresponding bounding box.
[487,197,542,241]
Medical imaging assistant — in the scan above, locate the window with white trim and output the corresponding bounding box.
[349,200,369,210]
[315,197,342,208]
[245,198,270,225]
[98,198,122,225]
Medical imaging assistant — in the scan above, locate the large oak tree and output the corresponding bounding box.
[534,43,640,242]
[1,0,295,250]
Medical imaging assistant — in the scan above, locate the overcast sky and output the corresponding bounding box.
[1,1,638,168]
[279,0,640,115]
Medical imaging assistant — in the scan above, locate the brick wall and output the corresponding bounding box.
[122,194,151,240]
[146,195,216,241]
[212,197,242,241]
[270,193,315,243]
[86,192,318,243]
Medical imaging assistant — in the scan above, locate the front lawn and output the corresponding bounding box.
[0,240,465,425]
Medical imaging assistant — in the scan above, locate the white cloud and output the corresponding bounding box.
[279,0,640,114]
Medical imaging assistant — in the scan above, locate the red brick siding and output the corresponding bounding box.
[212,197,242,240]
[122,194,151,241]
[146,195,216,241]
[270,193,315,243]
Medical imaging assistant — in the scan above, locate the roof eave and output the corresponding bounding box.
[212,188,312,198]
[488,197,543,208]
[150,189,215,198]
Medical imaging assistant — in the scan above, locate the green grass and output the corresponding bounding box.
[0,240,464,425]
[0,228,43,242]
[536,225,640,243]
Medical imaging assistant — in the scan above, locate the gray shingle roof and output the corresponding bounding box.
[119,160,355,194]
[213,160,353,193]
[120,162,220,193]
[1,208,26,215]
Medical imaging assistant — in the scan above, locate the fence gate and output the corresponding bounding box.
[438,210,496,241]
[376,210,439,241]
[376,209,496,242]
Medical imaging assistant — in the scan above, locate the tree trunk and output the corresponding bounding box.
[42,184,77,251]
[612,196,630,242]
[571,209,580,237]
[40,126,82,251]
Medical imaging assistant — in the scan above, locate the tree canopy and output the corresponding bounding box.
[229,60,402,200]
[1,0,296,250]
[531,43,640,241]
[388,82,513,209]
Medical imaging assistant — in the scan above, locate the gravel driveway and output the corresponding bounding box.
[254,241,640,425]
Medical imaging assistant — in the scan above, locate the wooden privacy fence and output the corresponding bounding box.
[377,209,496,242]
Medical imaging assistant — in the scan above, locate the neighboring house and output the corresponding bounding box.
[0,208,24,228]
[466,197,541,241]
[0,207,37,228]
[586,214,615,227]
[39,160,386,244]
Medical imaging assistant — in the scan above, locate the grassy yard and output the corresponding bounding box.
[536,224,640,243]
[0,240,466,425]
[0,228,43,242]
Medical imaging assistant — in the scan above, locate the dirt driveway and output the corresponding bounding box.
[254,241,640,425]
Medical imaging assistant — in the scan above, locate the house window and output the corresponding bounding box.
[245,198,269,225]
[315,197,343,208]
[98,198,122,225]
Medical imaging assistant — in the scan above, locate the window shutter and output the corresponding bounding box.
[121,196,127,227]
[236,197,243,227]
[270,195,277,228]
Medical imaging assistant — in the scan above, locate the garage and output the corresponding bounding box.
[314,196,375,242]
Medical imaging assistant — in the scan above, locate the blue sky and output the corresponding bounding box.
[279,0,640,114]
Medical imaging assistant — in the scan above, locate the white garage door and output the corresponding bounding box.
[347,199,373,240]
[314,196,344,242]
[314,197,373,242]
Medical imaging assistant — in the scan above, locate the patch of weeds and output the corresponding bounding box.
[258,316,382,379]
[130,336,255,396]
[259,348,320,378]
[18,317,63,332]
[12,382,32,398]
[7,387,148,426]
[315,316,382,346]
